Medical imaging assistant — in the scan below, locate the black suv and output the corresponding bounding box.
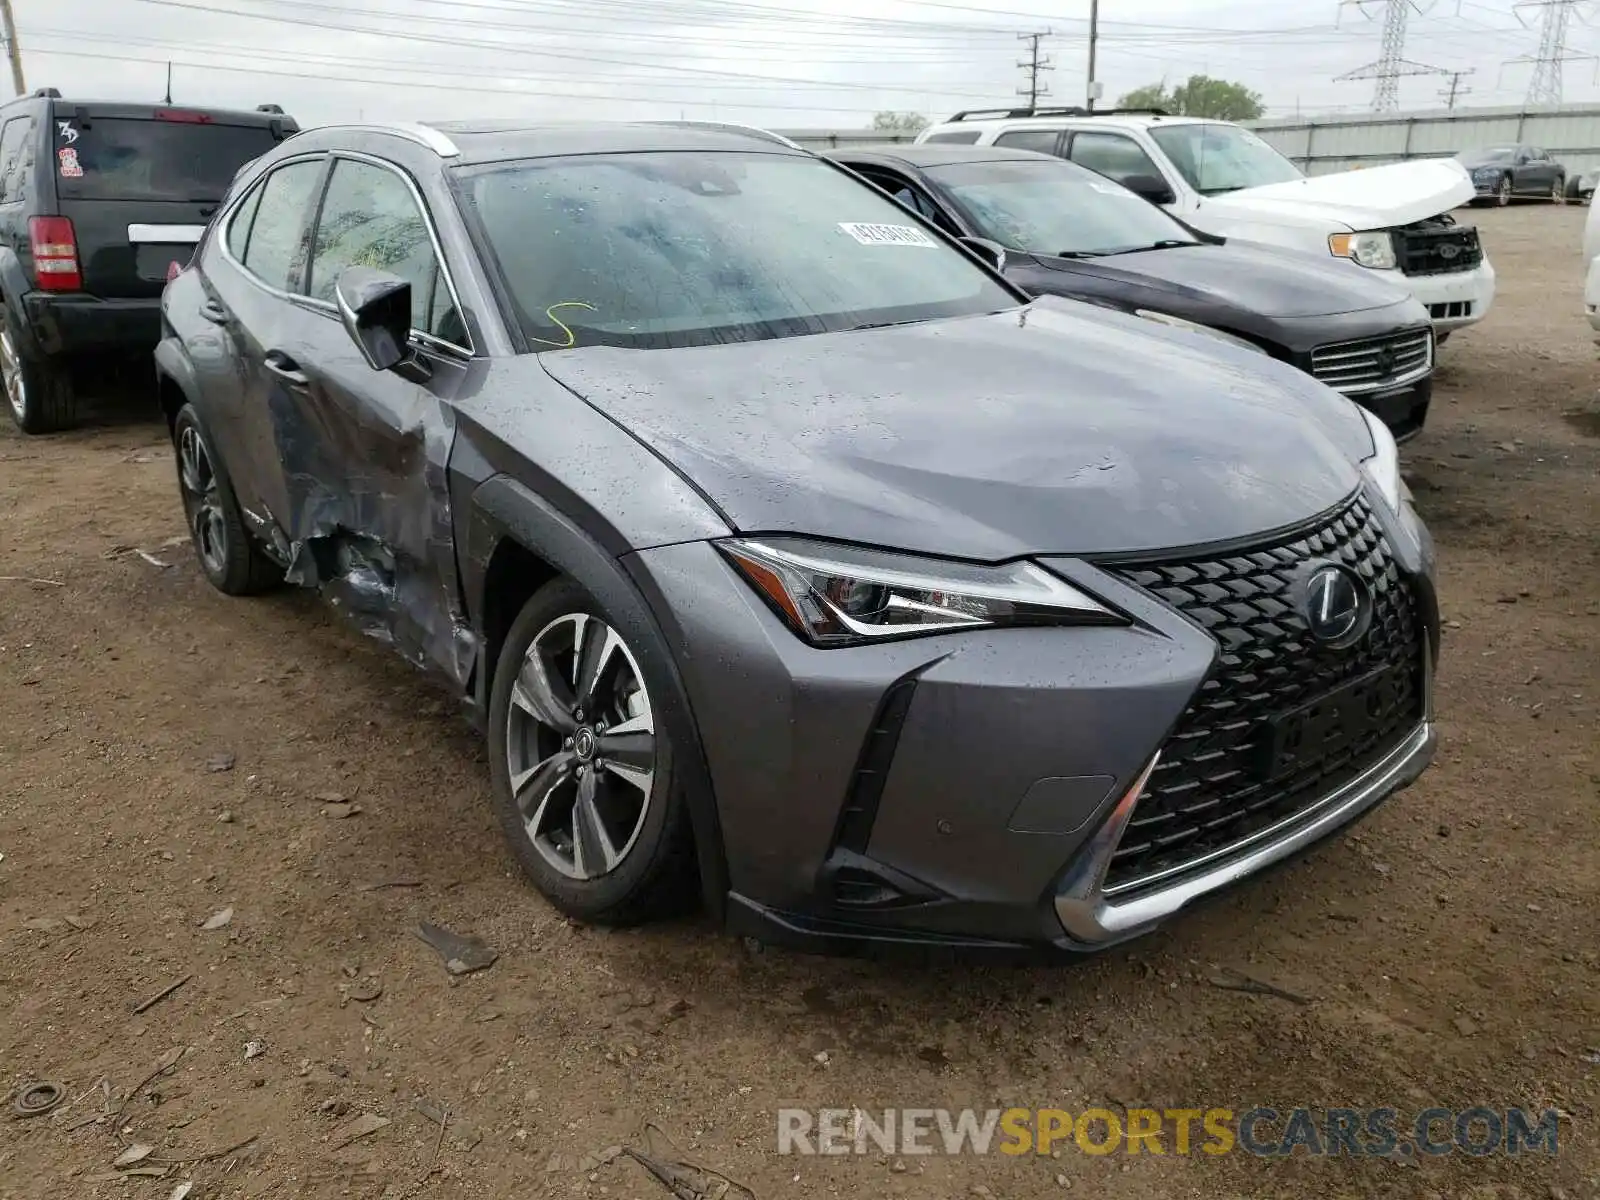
[0,88,297,433]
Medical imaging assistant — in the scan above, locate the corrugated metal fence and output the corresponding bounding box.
[1246,105,1600,176]
[780,104,1600,175]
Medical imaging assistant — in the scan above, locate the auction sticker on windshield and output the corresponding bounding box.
[838,222,936,247]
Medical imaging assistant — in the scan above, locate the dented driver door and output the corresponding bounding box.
[268,153,476,683]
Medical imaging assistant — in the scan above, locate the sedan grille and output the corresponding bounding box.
[1398,223,1482,276]
[1101,494,1425,893]
[1310,328,1432,394]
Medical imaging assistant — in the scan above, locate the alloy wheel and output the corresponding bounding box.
[177,425,229,577]
[504,612,656,881]
[1498,178,1512,207]
[0,330,26,424]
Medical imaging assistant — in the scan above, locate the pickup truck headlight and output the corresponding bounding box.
[1329,231,1398,270]
[1359,407,1407,512]
[1133,310,1268,355]
[720,538,1124,646]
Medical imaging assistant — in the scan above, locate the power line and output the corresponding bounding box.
[1335,0,1451,111]
[1016,29,1052,108]
[1508,0,1596,104]
[20,43,928,114]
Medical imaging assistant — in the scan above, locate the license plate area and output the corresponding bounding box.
[135,244,192,282]
[1256,665,1411,782]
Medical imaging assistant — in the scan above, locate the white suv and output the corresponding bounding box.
[916,108,1494,338]
[1585,195,1600,340]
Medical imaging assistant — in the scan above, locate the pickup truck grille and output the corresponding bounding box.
[1101,494,1425,894]
[1310,328,1432,394]
[1398,223,1483,276]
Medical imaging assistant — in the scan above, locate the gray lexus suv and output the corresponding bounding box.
[154,120,1439,957]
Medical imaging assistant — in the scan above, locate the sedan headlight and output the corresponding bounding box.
[1359,406,1407,512]
[719,538,1124,646]
[1132,310,1268,355]
[1329,230,1398,270]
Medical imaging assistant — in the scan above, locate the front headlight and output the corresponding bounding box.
[719,538,1125,646]
[1132,310,1268,355]
[1329,230,1398,270]
[1358,406,1406,512]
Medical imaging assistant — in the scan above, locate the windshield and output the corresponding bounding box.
[928,157,1196,257]
[1149,123,1303,195]
[1458,147,1517,167]
[461,151,1018,351]
[52,117,280,202]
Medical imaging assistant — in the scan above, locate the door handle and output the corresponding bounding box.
[263,350,309,388]
[199,300,229,324]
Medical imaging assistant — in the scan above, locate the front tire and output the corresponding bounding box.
[1,328,76,435]
[171,404,282,595]
[1497,176,1512,207]
[487,578,695,924]
[1552,178,1565,204]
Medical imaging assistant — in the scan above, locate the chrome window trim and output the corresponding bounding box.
[216,151,330,300]
[215,149,474,359]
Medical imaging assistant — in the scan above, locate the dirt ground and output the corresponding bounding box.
[1,205,1596,1200]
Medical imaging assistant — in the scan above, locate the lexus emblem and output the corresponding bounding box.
[1301,564,1372,648]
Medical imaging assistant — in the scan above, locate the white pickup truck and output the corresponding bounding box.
[915,111,1492,339]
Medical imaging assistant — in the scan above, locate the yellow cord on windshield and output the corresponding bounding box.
[527,301,597,349]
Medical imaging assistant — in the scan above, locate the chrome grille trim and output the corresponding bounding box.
[1310,328,1433,395]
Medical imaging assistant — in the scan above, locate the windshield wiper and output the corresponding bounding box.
[1052,250,1103,259]
[1101,239,1196,256]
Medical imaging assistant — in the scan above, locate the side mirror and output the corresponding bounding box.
[334,266,414,373]
[1120,173,1178,206]
[959,236,1008,274]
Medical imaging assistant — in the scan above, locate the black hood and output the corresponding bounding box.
[1027,239,1412,319]
[535,298,1374,562]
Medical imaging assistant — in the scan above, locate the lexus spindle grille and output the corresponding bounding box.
[1102,494,1425,893]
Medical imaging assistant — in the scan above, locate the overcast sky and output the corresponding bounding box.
[13,0,1600,130]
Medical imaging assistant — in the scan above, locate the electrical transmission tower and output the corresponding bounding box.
[1439,68,1476,108]
[1507,0,1596,105]
[1017,31,1054,110]
[1336,0,1451,112]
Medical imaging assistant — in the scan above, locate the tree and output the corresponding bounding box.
[871,111,929,134]
[1117,76,1265,122]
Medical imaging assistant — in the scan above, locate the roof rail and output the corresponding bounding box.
[651,120,803,151]
[341,122,462,158]
[944,104,1169,122]
[32,87,63,99]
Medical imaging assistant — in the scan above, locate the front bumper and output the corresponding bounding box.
[1585,254,1600,335]
[1389,258,1496,333]
[627,489,1440,958]
[21,292,164,359]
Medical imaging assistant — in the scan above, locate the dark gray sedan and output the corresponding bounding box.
[155,121,1438,957]
[829,145,1436,440]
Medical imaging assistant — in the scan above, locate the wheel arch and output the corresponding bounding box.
[465,474,730,921]
[153,341,203,433]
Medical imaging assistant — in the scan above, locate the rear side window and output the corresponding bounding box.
[50,116,281,202]
[226,181,264,260]
[1068,131,1162,185]
[239,159,323,291]
[924,130,981,145]
[306,157,462,342]
[0,115,36,203]
[994,129,1061,154]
